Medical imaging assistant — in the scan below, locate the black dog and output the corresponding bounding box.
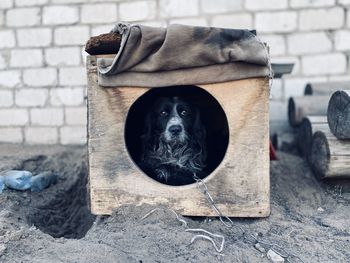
[140,96,207,186]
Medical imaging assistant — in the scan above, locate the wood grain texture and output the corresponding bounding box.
[288,96,330,127]
[309,130,350,180]
[304,81,350,96]
[87,56,270,217]
[327,90,350,139]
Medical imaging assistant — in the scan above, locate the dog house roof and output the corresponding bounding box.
[97,23,271,87]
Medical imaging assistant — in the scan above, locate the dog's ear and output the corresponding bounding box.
[140,111,153,162]
[193,107,207,161]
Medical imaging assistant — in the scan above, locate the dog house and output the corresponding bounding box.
[87,24,270,217]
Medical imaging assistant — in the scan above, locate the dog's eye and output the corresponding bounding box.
[180,110,187,116]
[160,111,168,117]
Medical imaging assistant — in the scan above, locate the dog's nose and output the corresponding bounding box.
[169,125,182,135]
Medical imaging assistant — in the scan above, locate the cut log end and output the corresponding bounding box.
[327,90,350,140]
[288,97,297,127]
[309,131,329,180]
[296,118,312,157]
[304,83,312,95]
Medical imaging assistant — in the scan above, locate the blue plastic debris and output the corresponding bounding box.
[31,171,58,192]
[3,170,33,191]
[0,170,57,193]
[0,175,5,193]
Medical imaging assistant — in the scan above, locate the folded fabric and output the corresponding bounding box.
[97,23,271,87]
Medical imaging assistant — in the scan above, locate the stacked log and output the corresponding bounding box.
[296,116,328,158]
[327,90,350,139]
[288,96,329,127]
[304,81,350,96]
[308,131,350,180]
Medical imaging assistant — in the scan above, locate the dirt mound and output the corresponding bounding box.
[0,144,349,262]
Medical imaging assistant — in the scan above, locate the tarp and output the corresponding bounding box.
[97,23,271,87]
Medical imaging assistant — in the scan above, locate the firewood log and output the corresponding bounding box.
[85,32,121,55]
[304,81,350,95]
[288,96,330,127]
[308,130,350,180]
[296,116,328,157]
[327,90,350,139]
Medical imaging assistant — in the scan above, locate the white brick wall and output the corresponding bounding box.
[0,0,350,144]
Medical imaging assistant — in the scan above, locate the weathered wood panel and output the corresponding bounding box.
[87,56,270,217]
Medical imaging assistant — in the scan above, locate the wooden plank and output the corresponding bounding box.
[87,56,270,217]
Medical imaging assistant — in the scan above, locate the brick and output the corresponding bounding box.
[245,0,287,10]
[329,75,350,82]
[0,128,22,143]
[259,35,285,56]
[60,126,86,145]
[0,0,13,9]
[169,18,207,27]
[335,30,350,51]
[348,10,350,28]
[10,49,43,68]
[25,127,58,144]
[0,70,21,88]
[91,24,114,36]
[43,6,79,25]
[270,79,283,100]
[17,28,52,47]
[284,77,327,98]
[0,52,6,69]
[0,11,4,26]
[16,88,48,107]
[201,0,242,14]
[159,0,199,18]
[0,109,28,126]
[211,14,253,29]
[139,21,166,27]
[30,108,64,126]
[290,0,335,8]
[52,0,85,3]
[255,12,297,33]
[287,32,332,55]
[302,53,347,76]
[23,68,57,87]
[54,26,90,46]
[65,107,87,125]
[339,0,350,4]
[59,67,86,86]
[50,87,84,106]
[299,7,344,31]
[45,47,81,66]
[119,1,156,21]
[15,0,48,6]
[0,30,15,48]
[81,4,117,24]
[6,8,40,27]
[269,100,287,121]
[0,90,13,107]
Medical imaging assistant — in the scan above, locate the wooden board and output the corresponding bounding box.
[87,56,270,217]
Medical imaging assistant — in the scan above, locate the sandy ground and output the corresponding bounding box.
[0,143,349,263]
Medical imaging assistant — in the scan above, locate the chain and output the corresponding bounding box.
[193,173,239,229]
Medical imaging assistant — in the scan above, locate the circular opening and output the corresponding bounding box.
[125,85,229,186]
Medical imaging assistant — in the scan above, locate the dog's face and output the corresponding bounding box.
[154,97,195,145]
[140,95,207,185]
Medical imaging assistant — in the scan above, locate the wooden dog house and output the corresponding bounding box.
[87,55,270,217]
